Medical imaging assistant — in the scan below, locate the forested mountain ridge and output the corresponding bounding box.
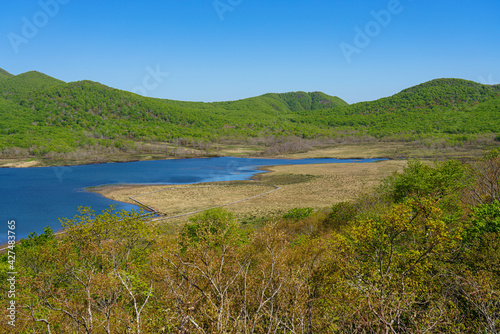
[0,68,499,156]
[0,70,65,98]
[331,78,500,117]
[261,91,348,112]
[291,78,500,139]
[0,68,13,79]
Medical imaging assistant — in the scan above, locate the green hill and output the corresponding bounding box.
[0,68,14,79]
[0,70,499,157]
[345,78,500,115]
[0,71,65,97]
[291,78,500,139]
[159,90,347,114]
[261,91,348,112]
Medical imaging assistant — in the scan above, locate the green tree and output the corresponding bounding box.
[16,206,154,334]
[347,198,463,332]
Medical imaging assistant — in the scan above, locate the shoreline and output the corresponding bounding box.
[1,141,491,169]
[86,162,272,188]
[0,154,393,169]
[86,164,276,208]
[0,165,278,251]
[90,160,407,221]
[1,160,405,251]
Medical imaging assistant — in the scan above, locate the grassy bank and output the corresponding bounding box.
[90,160,407,222]
[1,141,496,168]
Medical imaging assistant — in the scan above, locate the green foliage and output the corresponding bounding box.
[463,231,500,277]
[0,227,57,281]
[465,201,500,243]
[1,71,500,156]
[282,207,314,220]
[0,71,64,98]
[0,67,13,79]
[20,226,54,249]
[263,91,348,111]
[60,205,151,250]
[464,149,500,206]
[383,159,468,206]
[181,207,240,248]
[293,78,500,140]
[322,201,356,231]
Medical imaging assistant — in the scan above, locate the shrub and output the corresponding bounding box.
[283,207,314,221]
[322,201,356,231]
[464,201,500,243]
[181,208,240,249]
[382,159,468,207]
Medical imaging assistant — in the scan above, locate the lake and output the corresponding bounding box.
[0,157,384,243]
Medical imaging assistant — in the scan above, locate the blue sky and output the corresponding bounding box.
[1,0,499,103]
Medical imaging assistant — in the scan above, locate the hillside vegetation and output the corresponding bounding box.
[2,153,499,333]
[0,68,499,160]
[0,68,13,79]
[294,79,500,140]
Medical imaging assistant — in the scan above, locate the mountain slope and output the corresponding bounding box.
[0,76,349,153]
[261,91,348,112]
[10,78,348,138]
[158,91,348,114]
[291,78,500,138]
[342,78,500,115]
[1,71,500,156]
[0,71,65,98]
[0,68,14,79]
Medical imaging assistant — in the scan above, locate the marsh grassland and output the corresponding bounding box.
[94,160,407,220]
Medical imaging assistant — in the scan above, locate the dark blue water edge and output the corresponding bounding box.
[0,157,385,243]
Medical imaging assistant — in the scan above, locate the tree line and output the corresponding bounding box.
[1,73,500,157]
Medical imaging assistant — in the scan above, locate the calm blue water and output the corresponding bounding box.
[0,157,383,243]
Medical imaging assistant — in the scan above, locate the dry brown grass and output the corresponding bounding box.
[216,145,263,156]
[92,160,407,220]
[1,141,492,168]
[0,159,42,168]
[134,184,277,217]
[274,142,491,160]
